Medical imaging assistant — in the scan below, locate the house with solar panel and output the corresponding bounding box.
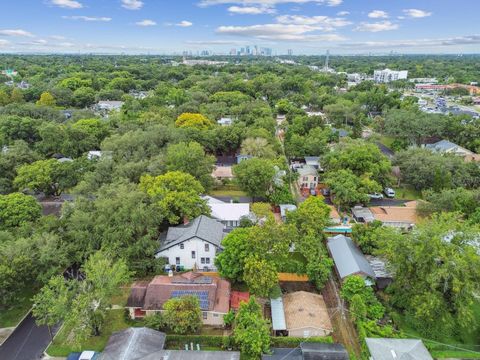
[126,271,231,326]
[155,215,225,272]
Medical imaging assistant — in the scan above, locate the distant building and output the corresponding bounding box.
[126,272,231,326]
[373,69,408,83]
[94,100,124,111]
[217,117,233,126]
[182,58,228,66]
[279,204,297,222]
[287,49,293,56]
[236,154,253,163]
[425,139,480,162]
[297,165,318,190]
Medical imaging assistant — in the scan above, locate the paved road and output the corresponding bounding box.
[0,312,60,360]
[376,142,395,159]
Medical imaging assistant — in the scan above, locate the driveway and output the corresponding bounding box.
[369,198,408,206]
[0,313,60,360]
[376,142,395,159]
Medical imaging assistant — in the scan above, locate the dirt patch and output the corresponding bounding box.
[280,281,317,293]
[322,275,362,358]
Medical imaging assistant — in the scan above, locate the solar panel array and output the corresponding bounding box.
[171,290,210,310]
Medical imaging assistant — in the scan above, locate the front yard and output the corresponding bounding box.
[0,287,36,328]
[209,184,248,198]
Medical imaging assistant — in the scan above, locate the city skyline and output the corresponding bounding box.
[0,0,479,55]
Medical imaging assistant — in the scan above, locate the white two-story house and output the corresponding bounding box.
[155,215,225,271]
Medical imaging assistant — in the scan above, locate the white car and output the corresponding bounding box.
[384,188,396,198]
[368,193,384,200]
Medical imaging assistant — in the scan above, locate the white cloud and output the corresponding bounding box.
[276,15,351,30]
[62,16,112,22]
[355,21,398,32]
[136,19,157,26]
[199,0,342,8]
[121,0,143,10]
[228,5,276,14]
[50,0,83,9]
[176,20,193,27]
[339,35,480,49]
[186,39,247,45]
[0,39,11,47]
[0,29,34,37]
[336,11,349,16]
[50,35,67,40]
[368,10,388,19]
[402,9,432,18]
[216,23,345,41]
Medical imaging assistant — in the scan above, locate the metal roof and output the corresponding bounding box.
[366,338,433,360]
[270,297,287,331]
[327,235,375,280]
[280,204,297,218]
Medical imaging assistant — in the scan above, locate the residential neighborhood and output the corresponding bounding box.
[1,2,480,359]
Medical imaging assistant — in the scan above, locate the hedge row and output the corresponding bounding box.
[165,334,334,350]
[271,336,333,348]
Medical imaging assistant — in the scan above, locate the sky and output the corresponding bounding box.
[0,0,479,55]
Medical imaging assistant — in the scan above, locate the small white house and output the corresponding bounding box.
[217,117,233,126]
[95,101,124,111]
[203,196,250,228]
[155,215,225,271]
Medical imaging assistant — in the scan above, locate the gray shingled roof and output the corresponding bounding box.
[327,235,375,279]
[366,338,433,360]
[99,327,166,360]
[158,215,225,252]
[425,140,461,152]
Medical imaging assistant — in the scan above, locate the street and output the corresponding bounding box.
[0,312,60,360]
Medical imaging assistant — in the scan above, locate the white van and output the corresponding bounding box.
[384,188,396,198]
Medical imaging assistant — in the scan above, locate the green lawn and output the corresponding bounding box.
[210,184,247,198]
[46,309,134,356]
[0,287,36,328]
[379,135,396,149]
[392,185,422,200]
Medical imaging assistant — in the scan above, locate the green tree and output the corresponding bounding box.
[215,228,252,283]
[383,213,480,338]
[64,252,130,342]
[286,196,330,237]
[14,158,83,196]
[233,158,276,199]
[233,297,271,358]
[36,92,56,107]
[244,257,278,298]
[73,87,96,108]
[325,169,376,210]
[139,171,209,224]
[165,141,215,191]
[240,137,276,159]
[0,192,42,230]
[175,113,213,130]
[163,296,202,334]
[32,276,73,340]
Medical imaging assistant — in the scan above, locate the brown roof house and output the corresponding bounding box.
[282,291,333,338]
[370,201,418,229]
[126,271,231,326]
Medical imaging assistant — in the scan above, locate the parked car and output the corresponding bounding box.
[310,189,317,196]
[67,351,100,360]
[384,187,396,198]
[368,193,384,200]
[321,188,330,196]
